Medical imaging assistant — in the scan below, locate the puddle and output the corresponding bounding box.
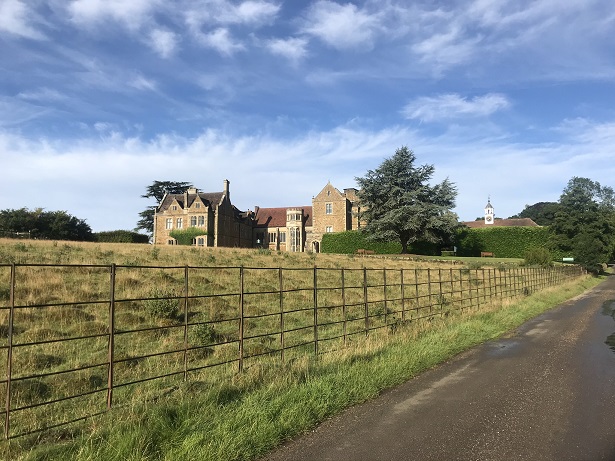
[601,300,615,352]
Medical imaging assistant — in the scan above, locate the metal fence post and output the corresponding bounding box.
[383,269,388,326]
[107,264,116,410]
[363,267,369,336]
[400,269,406,322]
[4,263,16,439]
[313,266,318,357]
[342,268,347,345]
[279,267,284,361]
[183,266,189,381]
[239,266,244,372]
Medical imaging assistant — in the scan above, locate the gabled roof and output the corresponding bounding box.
[254,206,313,228]
[158,191,224,211]
[461,218,539,228]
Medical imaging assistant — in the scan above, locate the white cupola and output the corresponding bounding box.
[485,198,494,225]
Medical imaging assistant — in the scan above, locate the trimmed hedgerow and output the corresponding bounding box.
[455,226,564,259]
[321,231,401,254]
[94,230,150,244]
[321,231,442,255]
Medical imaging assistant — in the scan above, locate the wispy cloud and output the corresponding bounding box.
[68,0,161,30]
[402,94,511,122]
[266,37,309,63]
[302,0,382,50]
[148,28,180,58]
[0,0,46,39]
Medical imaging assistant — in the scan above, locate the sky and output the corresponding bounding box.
[1,0,615,232]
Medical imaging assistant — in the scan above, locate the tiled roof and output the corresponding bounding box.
[254,206,313,228]
[461,218,539,228]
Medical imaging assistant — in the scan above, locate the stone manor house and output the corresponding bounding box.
[153,180,363,252]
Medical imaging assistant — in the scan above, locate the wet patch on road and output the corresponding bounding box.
[601,300,615,352]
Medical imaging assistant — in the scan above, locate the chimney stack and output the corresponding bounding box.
[223,179,230,200]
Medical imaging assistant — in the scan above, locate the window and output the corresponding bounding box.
[195,202,201,209]
[197,237,205,246]
[279,232,286,243]
[326,226,333,233]
[198,216,205,226]
[177,217,183,229]
[172,205,177,211]
[325,203,332,214]
[165,218,173,230]
[268,232,277,243]
[190,216,197,227]
[167,239,175,245]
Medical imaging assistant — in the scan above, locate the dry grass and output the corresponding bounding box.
[0,238,583,451]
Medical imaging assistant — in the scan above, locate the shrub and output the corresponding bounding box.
[190,323,218,345]
[94,230,149,244]
[523,247,553,267]
[145,290,180,319]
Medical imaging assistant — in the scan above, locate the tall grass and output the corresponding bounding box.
[0,238,593,460]
[14,275,600,461]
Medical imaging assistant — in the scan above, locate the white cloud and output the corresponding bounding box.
[129,75,157,92]
[0,0,45,39]
[3,116,615,231]
[149,28,179,58]
[402,94,511,122]
[266,37,308,63]
[17,88,66,102]
[197,28,245,56]
[185,0,280,27]
[302,0,381,50]
[68,0,160,30]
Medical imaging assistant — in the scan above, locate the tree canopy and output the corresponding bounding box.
[0,208,93,241]
[549,177,615,273]
[355,146,458,254]
[509,201,560,226]
[135,180,193,235]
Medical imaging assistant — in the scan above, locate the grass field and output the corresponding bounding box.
[0,239,594,460]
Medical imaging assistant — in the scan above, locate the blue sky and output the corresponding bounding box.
[2,0,615,232]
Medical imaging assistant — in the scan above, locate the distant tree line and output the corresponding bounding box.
[0,208,150,244]
[0,208,94,241]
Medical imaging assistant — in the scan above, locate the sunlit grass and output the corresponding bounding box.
[0,238,591,460]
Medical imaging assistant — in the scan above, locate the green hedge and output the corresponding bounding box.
[169,227,207,246]
[94,230,149,244]
[455,226,565,259]
[320,231,441,255]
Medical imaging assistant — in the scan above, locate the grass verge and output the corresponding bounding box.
[14,274,602,461]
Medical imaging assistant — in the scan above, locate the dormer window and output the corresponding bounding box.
[195,202,201,209]
[172,205,178,211]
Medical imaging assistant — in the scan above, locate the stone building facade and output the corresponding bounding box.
[153,180,253,248]
[153,180,362,252]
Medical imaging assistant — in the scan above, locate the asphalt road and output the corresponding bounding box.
[261,276,615,461]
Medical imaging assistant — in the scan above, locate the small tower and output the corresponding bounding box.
[485,197,494,225]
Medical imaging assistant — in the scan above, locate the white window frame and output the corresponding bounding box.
[165,218,173,230]
[325,203,332,215]
[177,217,183,229]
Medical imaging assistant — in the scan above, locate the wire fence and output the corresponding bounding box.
[0,262,584,440]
